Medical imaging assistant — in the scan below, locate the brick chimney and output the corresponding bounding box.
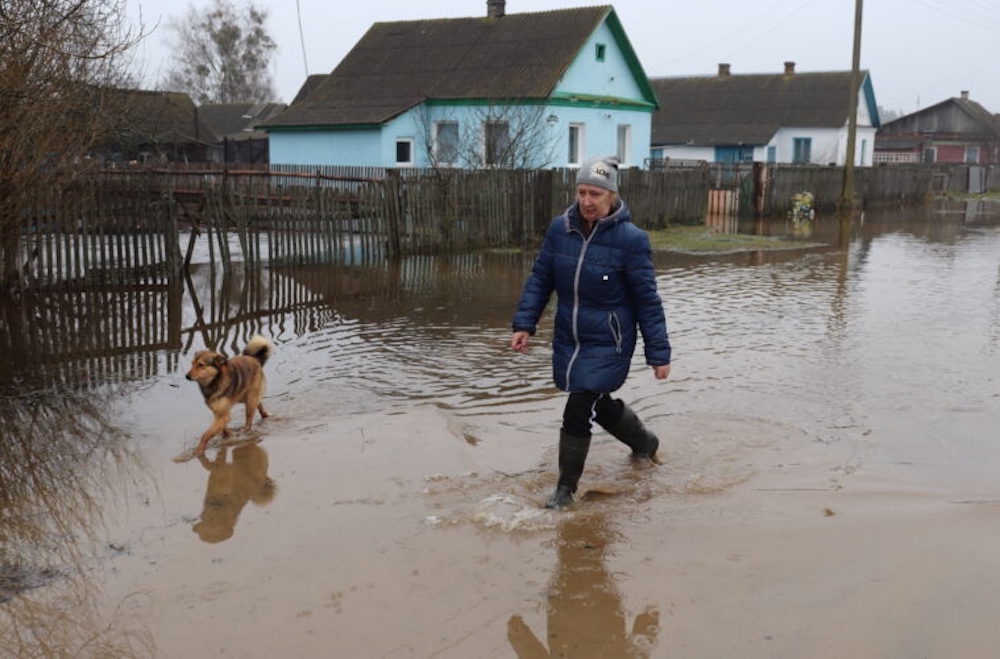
[784,61,795,75]
[487,0,505,18]
[718,63,731,77]
[960,90,970,100]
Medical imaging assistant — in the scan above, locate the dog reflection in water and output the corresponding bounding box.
[184,335,273,458]
[507,512,660,658]
[193,443,276,543]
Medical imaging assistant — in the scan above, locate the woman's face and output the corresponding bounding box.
[576,184,615,222]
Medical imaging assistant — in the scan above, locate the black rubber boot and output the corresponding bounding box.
[544,431,591,509]
[605,406,660,461]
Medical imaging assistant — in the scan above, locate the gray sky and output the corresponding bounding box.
[125,0,1000,118]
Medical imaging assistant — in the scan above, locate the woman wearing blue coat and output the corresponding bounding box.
[511,156,672,508]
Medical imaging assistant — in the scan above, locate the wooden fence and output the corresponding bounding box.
[14,161,988,288]
[18,176,182,287]
[760,164,938,215]
[83,166,712,270]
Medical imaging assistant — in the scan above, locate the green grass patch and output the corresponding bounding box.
[647,224,815,253]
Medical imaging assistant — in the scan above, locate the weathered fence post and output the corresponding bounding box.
[385,169,402,256]
[532,169,554,245]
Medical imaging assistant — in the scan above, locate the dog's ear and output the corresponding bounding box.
[213,354,228,369]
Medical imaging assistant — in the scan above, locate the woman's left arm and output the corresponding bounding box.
[624,231,672,369]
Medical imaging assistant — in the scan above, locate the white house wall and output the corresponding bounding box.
[658,145,715,162]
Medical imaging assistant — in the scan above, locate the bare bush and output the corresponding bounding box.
[0,0,142,290]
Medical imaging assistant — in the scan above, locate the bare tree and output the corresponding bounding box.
[0,0,142,290]
[413,102,560,170]
[161,0,277,104]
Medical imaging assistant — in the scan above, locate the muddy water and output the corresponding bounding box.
[3,201,1000,657]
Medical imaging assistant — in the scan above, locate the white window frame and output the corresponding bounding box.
[616,124,632,166]
[432,121,459,167]
[568,123,584,166]
[395,138,415,167]
[965,146,980,163]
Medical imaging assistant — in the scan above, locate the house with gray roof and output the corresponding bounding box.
[198,102,286,163]
[91,88,215,164]
[649,62,880,166]
[875,92,1000,164]
[262,1,658,169]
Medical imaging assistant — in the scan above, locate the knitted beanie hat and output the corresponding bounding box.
[575,155,619,192]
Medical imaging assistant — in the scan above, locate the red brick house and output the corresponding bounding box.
[875,92,1000,164]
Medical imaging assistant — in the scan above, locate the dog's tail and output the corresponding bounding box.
[243,335,274,365]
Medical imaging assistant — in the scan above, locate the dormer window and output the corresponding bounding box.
[595,43,606,62]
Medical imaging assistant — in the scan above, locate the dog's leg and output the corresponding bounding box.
[244,392,263,430]
[196,411,231,455]
[258,403,269,419]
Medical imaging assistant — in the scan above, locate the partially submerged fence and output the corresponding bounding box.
[16,176,182,287]
[84,166,711,270]
[12,161,989,289]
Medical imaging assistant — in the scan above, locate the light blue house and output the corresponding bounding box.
[263,2,658,169]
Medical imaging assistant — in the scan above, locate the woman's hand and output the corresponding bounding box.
[652,364,671,380]
[510,331,531,353]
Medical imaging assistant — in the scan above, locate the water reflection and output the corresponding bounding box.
[508,512,660,658]
[0,388,153,656]
[193,442,276,543]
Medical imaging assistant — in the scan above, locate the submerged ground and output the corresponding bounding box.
[3,200,1000,657]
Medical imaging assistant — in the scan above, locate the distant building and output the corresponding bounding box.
[262,2,658,169]
[92,88,214,164]
[198,102,286,164]
[874,92,1000,164]
[649,62,880,166]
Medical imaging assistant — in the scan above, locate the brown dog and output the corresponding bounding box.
[185,335,273,456]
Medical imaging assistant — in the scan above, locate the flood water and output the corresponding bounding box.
[2,200,1000,657]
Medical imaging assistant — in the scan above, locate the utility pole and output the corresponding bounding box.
[840,0,863,211]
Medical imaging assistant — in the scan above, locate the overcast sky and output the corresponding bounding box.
[124,0,1000,118]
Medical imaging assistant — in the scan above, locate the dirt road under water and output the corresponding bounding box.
[4,202,1000,657]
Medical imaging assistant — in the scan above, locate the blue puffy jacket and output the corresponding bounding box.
[512,199,671,393]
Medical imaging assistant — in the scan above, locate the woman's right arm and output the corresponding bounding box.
[511,228,556,340]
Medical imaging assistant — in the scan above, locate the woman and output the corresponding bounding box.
[510,155,671,509]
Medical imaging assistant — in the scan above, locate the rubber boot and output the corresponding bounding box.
[605,406,660,461]
[544,431,591,509]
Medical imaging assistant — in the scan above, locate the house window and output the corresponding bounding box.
[433,121,459,166]
[792,137,812,164]
[595,43,606,62]
[616,124,631,166]
[965,146,980,163]
[484,121,510,166]
[568,123,584,166]
[395,138,414,166]
[766,146,776,163]
[860,139,868,165]
[923,147,936,163]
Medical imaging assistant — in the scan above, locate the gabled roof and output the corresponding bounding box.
[291,74,330,105]
[650,69,876,146]
[879,96,1000,138]
[266,6,642,129]
[198,102,287,139]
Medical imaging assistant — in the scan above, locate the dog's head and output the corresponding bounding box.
[186,350,227,385]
